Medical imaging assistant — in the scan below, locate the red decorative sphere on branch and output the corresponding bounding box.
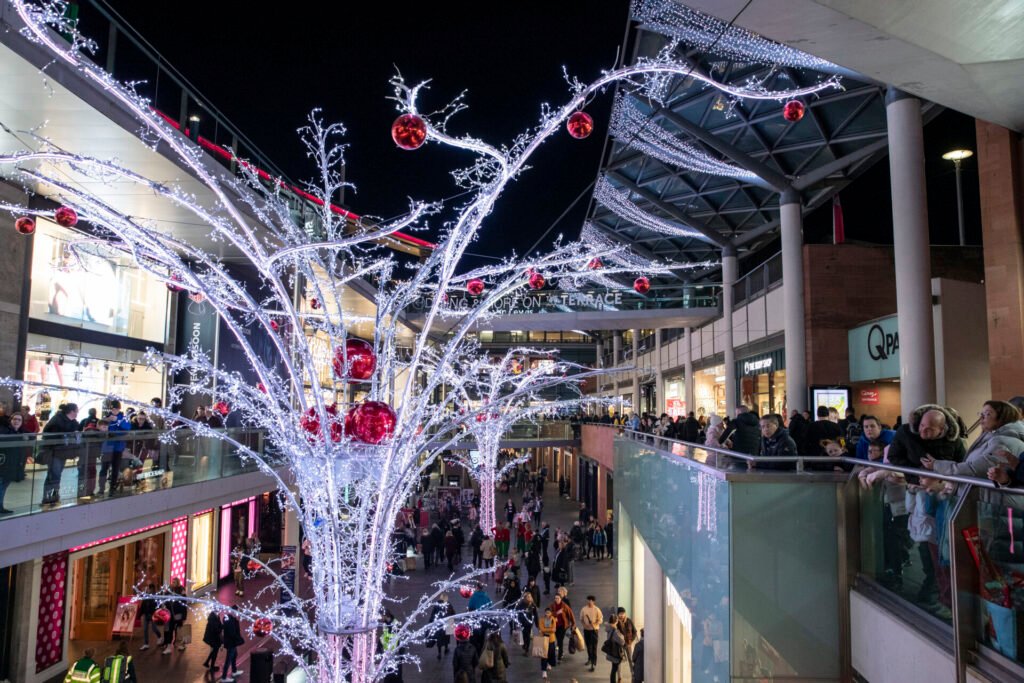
[332,338,376,382]
[458,585,473,599]
[587,257,603,270]
[247,559,260,572]
[165,273,185,293]
[466,279,485,296]
[309,297,321,310]
[253,617,273,637]
[782,100,805,122]
[567,111,594,139]
[270,320,280,332]
[391,113,427,150]
[14,216,35,235]
[633,276,651,294]
[528,272,546,290]
[348,401,397,445]
[54,206,78,227]
[454,623,472,641]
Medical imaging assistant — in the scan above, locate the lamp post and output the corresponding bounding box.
[942,149,973,246]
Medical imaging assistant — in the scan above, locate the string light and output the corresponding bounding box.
[594,176,707,241]
[610,94,758,180]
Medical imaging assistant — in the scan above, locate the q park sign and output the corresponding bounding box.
[848,315,900,382]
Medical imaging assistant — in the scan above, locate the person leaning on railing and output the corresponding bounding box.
[879,404,967,484]
[923,400,1024,481]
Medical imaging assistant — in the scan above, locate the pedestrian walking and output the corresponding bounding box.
[579,595,604,671]
[202,610,223,672]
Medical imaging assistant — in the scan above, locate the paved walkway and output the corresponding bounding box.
[394,490,628,683]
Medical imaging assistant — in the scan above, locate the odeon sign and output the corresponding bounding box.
[412,291,625,313]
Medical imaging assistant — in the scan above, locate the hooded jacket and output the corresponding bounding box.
[886,404,967,480]
[726,411,761,455]
[931,420,1024,479]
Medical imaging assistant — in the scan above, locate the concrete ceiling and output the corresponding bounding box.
[681,0,1024,131]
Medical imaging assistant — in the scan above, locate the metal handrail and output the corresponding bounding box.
[613,427,1005,490]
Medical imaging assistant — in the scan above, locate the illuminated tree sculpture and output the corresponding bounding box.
[0,2,842,680]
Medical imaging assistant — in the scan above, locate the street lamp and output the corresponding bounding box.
[942,149,973,246]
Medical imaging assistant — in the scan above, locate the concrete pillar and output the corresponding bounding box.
[654,329,664,414]
[631,328,641,413]
[887,89,937,417]
[643,540,666,683]
[780,190,808,413]
[617,503,635,617]
[612,332,622,367]
[722,248,738,415]
[684,327,695,415]
[596,340,604,369]
[976,120,1024,399]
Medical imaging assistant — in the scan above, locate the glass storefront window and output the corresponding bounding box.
[190,512,215,591]
[29,221,169,342]
[23,336,165,419]
[694,365,725,418]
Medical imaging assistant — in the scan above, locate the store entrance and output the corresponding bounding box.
[70,534,164,641]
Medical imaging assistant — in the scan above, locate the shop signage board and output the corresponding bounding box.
[279,545,296,605]
[849,315,900,382]
[860,389,880,405]
[666,397,685,418]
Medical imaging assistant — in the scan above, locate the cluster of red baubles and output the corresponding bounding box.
[300,401,397,446]
[391,110,594,152]
[14,205,78,236]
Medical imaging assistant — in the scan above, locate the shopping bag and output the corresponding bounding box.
[573,626,585,651]
[530,633,548,658]
[513,629,524,647]
[480,646,495,669]
[568,631,578,654]
[179,623,192,645]
[444,617,456,636]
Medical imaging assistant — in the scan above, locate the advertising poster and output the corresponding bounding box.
[279,545,296,605]
[112,597,139,636]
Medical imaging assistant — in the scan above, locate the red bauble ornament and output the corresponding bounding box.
[301,404,342,442]
[309,297,320,310]
[54,206,78,227]
[587,257,603,270]
[165,273,185,293]
[152,608,171,625]
[567,111,594,139]
[454,623,472,642]
[633,276,651,294]
[257,382,267,394]
[782,100,805,122]
[459,585,473,599]
[528,272,546,290]
[247,559,260,572]
[391,113,428,150]
[188,291,205,304]
[214,401,230,416]
[270,320,280,332]
[14,216,35,235]
[466,279,485,296]
[253,617,273,637]
[332,338,376,382]
[349,401,397,445]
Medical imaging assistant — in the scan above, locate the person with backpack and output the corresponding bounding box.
[64,648,100,683]
[601,613,626,683]
[479,630,510,683]
[102,641,136,682]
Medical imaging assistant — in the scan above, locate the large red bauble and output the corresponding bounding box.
[528,272,546,290]
[349,401,397,445]
[587,257,603,270]
[54,206,78,227]
[782,100,805,122]
[165,273,185,293]
[633,276,651,294]
[270,320,280,332]
[247,559,260,572]
[391,113,427,150]
[567,111,594,139]
[309,297,321,310]
[15,216,35,235]
[466,279,485,296]
[152,608,171,625]
[332,338,376,382]
[454,623,472,642]
[458,585,473,599]
[253,617,273,637]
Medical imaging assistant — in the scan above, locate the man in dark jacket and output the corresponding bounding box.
[452,627,479,682]
[41,403,81,505]
[787,410,808,448]
[757,414,799,470]
[682,412,701,443]
[202,611,222,671]
[221,611,244,682]
[725,406,761,455]
[886,404,967,482]
[802,406,842,456]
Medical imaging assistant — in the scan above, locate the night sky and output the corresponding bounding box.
[94,2,982,272]
[98,2,633,267]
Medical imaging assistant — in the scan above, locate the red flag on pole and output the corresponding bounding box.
[832,194,845,244]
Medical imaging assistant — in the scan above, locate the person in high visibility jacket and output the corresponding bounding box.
[64,648,101,683]
[102,641,137,682]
